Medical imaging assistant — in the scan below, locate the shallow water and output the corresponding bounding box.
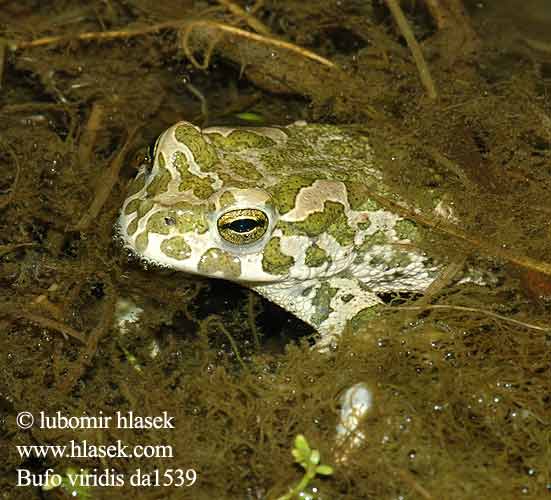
[1,1,550,498]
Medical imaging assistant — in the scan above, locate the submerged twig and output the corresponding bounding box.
[393,304,551,333]
[422,257,467,298]
[0,38,6,88]
[57,330,112,392]
[180,20,336,70]
[8,19,186,50]
[0,243,35,258]
[424,0,466,30]
[184,80,209,127]
[0,102,77,115]
[384,0,438,99]
[1,308,87,344]
[359,185,551,277]
[522,37,551,54]
[0,140,21,210]
[58,280,117,393]
[216,0,270,35]
[395,469,433,500]
[78,102,104,170]
[9,18,334,71]
[424,0,477,39]
[398,256,467,328]
[75,125,139,231]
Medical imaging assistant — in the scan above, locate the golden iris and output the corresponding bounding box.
[217,209,268,245]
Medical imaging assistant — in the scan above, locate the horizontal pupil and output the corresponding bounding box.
[228,218,259,233]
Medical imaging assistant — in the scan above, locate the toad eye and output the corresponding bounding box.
[217,209,268,245]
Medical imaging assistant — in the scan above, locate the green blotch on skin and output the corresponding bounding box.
[135,232,149,253]
[146,212,170,235]
[146,204,208,235]
[346,182,381,211]
[354,231,388,264]
[305,244,330,268]
[368,254,389,268]
[359,230,387,249]
[364,198,383,211]
[395,219,418,241]
[158,151,166,168]
[171,202,209,233]
[271,176,314,214]
[387,251,413,268]
[292,201,355,246]
[137,200,154,218]
[226,158,262,180]
[311,282,337,326]
[174,124,219,169]
[124,198,141,215]
[217,171,254,189]
[146,169,171,196]
[219,191,237,209]
[126,218,138,236]
[127,174,146,197]
[348,306,379,331]
[198,248,241,278]
[262,237,295,275]
[173,150,190,174]
[368,250,413,270]
[161,236,191,260]
[173,152,215,199]
[209,130,275,151]
[259,149,307,176]
[357,220,371,231]
[180,177,215,199]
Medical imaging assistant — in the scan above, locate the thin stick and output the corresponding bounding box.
[397,256,467,329]
[10,18,335,71]
[0,243,34,258]
[75,125,139,231]
[384,0,438,99]
[78,101,104,170]
[9,19,187,50]
[393,304,551,332]
[360,185,551,277]
[0,102,77,114]
[58,291,116,393]
[181,20,336,69]
[424,0,452,29]
[9,310,87,343]
[184,81,209,127]
[0,140,21,209]
[216,0,271,35]
[0,38,6,88]
[396,469,433,499]
[9,18,335,73]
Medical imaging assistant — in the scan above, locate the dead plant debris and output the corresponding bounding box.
[1,1,550,499]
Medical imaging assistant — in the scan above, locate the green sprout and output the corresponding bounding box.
[277,434,334,500]
[117,342,143,372]
[43,467,93,498]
